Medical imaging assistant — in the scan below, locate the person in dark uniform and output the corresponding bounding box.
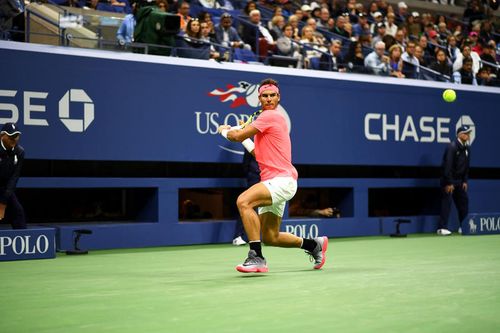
[232,149,260,245]
[437,125,473,236]
[0,123,26,229]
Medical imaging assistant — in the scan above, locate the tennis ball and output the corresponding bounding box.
[442,89,456,103]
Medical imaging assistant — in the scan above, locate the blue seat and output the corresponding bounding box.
[233,48,257,62]
[309,56,321,70]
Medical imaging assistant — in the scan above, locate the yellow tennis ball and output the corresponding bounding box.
[443,89,456,102]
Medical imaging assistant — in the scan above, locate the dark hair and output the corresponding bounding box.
[259,78,279,89]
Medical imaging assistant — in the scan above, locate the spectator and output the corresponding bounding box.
[287,15,301,41]
[300,4,312,23]
[299,25,327,68]
[364,40,390,75]
[401,40,420,79]
[385,12,398,37]
[480,43,499,78]
[468,31,482,55]
[242,0,256,16]
[200,21,220,60]
[116,4,137,46]
[276,24,303,67]
[214,13,251,51]
[370,11,384,36]
[453,57,477,85]
[316,7,330,29]
[306,18,326,46]
[437,22,451,46]
[437,125,473,236]
[429,48,453,81]
[241,9,275,53]
[344,40,366,73]
[446,35,461,65]
[388,44,405,78]
[177,1,191,31]
[476,66,495,86]
[371,22,387,47]
[395,1,408,25]
[394,28,407,51]
[414,45,427,68]
[418,35,435,66]
[406,12,421,38]
[352,12,370,39]
[453,44,480,75]
[319,39,345,71]
[269,15,286,40]
[333,15,350,38]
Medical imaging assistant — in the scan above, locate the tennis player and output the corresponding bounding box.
[218,78,328,273]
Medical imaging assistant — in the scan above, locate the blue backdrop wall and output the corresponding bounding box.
[1,41,500,250]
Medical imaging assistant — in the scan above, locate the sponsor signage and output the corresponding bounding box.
[1,42,500,167]
[462,214,500,235]
[0,228,56,261]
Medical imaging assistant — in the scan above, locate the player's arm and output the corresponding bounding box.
[218,125,258,154]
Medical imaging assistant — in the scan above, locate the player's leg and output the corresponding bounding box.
[236,182,272,241]
[261,212,301,247]
[235,183,272,273]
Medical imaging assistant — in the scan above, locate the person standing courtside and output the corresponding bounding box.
[0,123,26,229]
[218,78,328,273]
[437,125,473,236]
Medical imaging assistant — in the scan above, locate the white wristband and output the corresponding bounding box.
[231,125,242,130]
[221,129,229,139]
[242,138,255,153]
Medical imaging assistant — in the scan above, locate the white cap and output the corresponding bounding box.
[301,4,312,11]
[398,1,408,9]
[310,2,320,10]
[373,11,382,18]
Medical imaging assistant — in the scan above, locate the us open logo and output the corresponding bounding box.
[205,81,291,155]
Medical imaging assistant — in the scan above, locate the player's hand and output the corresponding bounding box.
[217,125,231,134]
[462,183,468,192]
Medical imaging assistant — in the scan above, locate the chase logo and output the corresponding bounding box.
[59,89,95,132]
[0,88,95,133]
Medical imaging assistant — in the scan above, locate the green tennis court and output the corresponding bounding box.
[2,234,500,333]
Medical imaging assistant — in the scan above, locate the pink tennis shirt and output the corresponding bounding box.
[251,109,298,181]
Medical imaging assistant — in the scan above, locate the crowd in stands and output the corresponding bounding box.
[12,0,500,85]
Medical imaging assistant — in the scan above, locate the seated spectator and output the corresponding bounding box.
[371,22,387,48]
[287,15,301,41]
[364,40,390,76]
[214,13,251,51]
[394,28,407,51]
[388,44,405,78]
[401,41,420,79]
[414,45,426,68]
[200,21,221,60]
[177,1,191,31]
[276,24,303,67]
[385,12,398,37]
[405,12,421,38]
[480,43,499,78]
[332,15,350,38]
[468,31,482,55]
[299,25,327,68]
[177,18,210,59]
[395,1,408,25]
[344,41,366,73]
[437,22,451,46]
[453,44,481,75]
[319,39,345,72]
[453,57,477,85]
[476,66,495,86]
[306,18,326,47]
[418,35,435,67]
[352,12,370,40]
[316,7,331,30]
[241,9,275,53]
[446,35,461,65]
[269,15,286,40]
[242,1,256,16]
[429,48,453,81]
[369,11,384,36]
